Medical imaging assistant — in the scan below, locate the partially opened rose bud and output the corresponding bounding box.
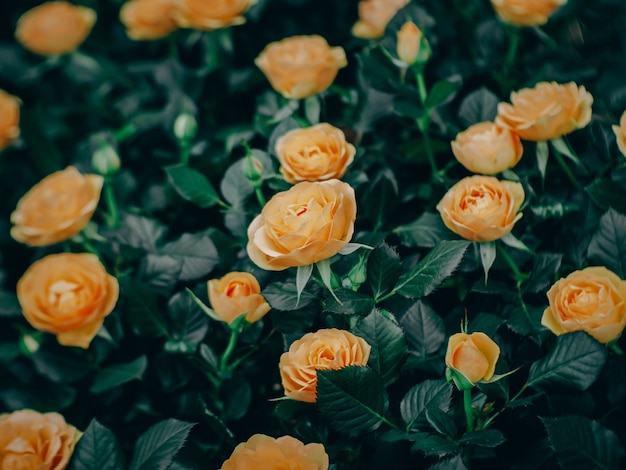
[92,144,121,176]
[445,332,500,390]
[173,112,198,142]
[396,21,430,66]
[242,154,264,185]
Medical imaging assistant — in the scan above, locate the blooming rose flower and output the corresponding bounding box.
[396,21,423,66]
[451,122,524,175]
[171,0,256,31]
[0,89,20,151]
[541,266,626,344]
[352,0,409,39]
[279,328,371,403]
[0,409,81,470]
[17,253,119,348]
[208,272,271,323]
[436,175,525,242]
[255,35,347,100]
[276,123,356,184]
[445,332,500,387]
[495,81,593,141]
[10,166,103,247]
[246,179,356,270]
[490,0,567,27]
[15,1,96,56]
[120,0,178,40]
[612,110,626,158]
[221,434,329,470]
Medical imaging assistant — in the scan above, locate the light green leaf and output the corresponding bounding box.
[67,419,125,470]
[91,356,148,394]
[165,164,220,208]
[394,212,453,249]
[160,233,219,281]
[479,241,496,284]
[425,78,461,109]
[536,141,549,182]
[129,419,195,470]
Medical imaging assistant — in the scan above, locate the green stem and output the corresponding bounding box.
[505,26,521,69]
[464,388,474,433]
[179,141,190,165]
[496,243,526,285]
[104,180,120,228]
[609,343,624,355]
[254,186,266,207]
[220,327,240,371]
[552,148,582,189]
[112,123,136,143]
[414,69,440,181]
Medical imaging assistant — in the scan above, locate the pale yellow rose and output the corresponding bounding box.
[279,329,371,403]
[221,434,329,470]
[496,81,593,141]
[352,0,409,39]
[396,21,423,66]
[490,0,567,26]
[445,332,500,385]
[172,0,256,30]
[246,179,357,270]
[451,122,524,175]
[15,1,96,56]
[255,35,347,100]
[0,89,20,151]
[208,272,271,323]
[276,123,355,184]
[612,110,626,158]
[541,267,626,344]
[0,409,81,470]
[120,0,178,40]
[17,253,119,348]
[11,166,103,247]
[436,175,525,242]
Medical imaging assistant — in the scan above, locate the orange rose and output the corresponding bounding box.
[495,81,593,141]
[490,0,567,27]
[208,272,271,323]
[0,89,20,151]
[221,434,329,470]
[0,409,81,469]
[279,328,371,403]
[15,1,96,56]
[451,122,524,175]
[276,123,356,184]
[17,253,119,348]
[10,166,103,247]
[612,110,626,158]
[120,0,178,40]
[541,267,626,344]
[445,332,500,387]
[436,175,525,242]
[352,0,409,39]
[246,179,357,270]
[255,35,347,100]
[171,0,256,30]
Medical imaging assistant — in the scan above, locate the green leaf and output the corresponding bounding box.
[362,168,398,230]
[393,212,453,248]
[296,264,314,307]
[356,47,400,93]
[114,214,168,253]
[587,208,626,278]
[458,87,499,127]
[316,259,342,305]
[68,419,125,470]
[164,164,220,208]
[160,233,219,281]
[458,429,506,448]
[139,254,183,291]
[427,455,467,470]
[550,137,583,166]
[123,279,169,338]
[400,300,446,358]
[166,291,209,350]
[507,305,544,337]
[90,356,148,393]
[536,141,549,182]
[523,252,563,294]
[322,288,375,315]
[401,380,453,431]
[479,241,496,283]
[425,407,457,438]
[395,240,470,299]
[354,309,408,385]
[220,159,254,206]
[542,416,625,470]
[425,78,461,109]
[393,87,425,120]
[0,290,21,317]
[411,434,460,457]
[304,95,321,124]
[527,331,607,391]
[31,348,94,383]
[317,366,389,436]
[585,178,626,211]
[129,419,195,470]
[262,282,320,311]
[368,242,402,300]
[499,233,533,253]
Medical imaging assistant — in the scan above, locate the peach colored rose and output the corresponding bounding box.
[612,110,626,158]
[436,175,525,242]
[10,166,103,247]
[171,0,256,31]
[15,1,96,56]
[276,123,356,184]
[208,272,271,323]
[451,122,524,175]
[352,0,409,39]
[495,81,593,141]
[0,89,20,151]
[120,0,178,40]
[445,332,500,386]
[255,35,347,100]
[221,434,329,470]
[246,179,357,271]
[396,21,423,66]
[490,0,567,27]
[279,328,371,403]
[541,267,626,344]
[17,253,119,348]
[0,409,81,470]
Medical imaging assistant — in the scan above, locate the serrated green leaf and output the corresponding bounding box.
[412,434,460,457]
[114,214,168,253]
[91,356,148,393]
[425,407,457,438]
[587,208,626,278]
[585,178,626,211]
[123,279,168,338]
[317,366,389,436]
[400,300,446,358]
[523,252,563,294]
[129,419,195,470]
[458,87,499,127]
[262,282,320,311]
[167,291,209,348]
[401,380,453,431]
[394,212,453,248]
[425,78,461,109]
[220,159,255,206]
[428,455,467,470]
[67,419,125,470]
[165,164,220,208]
[368,242,402,300]
[507,305,544,338]
[322,288,375,315]
[458,429,506,448]
[356,47,400,93]
[527,331,607,391]
[362,168,398,231]
[160,233,219,281]
[139,254,183,290]
[395,240,470,298]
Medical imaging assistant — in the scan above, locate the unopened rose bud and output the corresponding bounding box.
[396,21,430,66]
[92,144,121,176]
[242,154,265,185]
[19,332,42,355]
[173,112,197,142]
